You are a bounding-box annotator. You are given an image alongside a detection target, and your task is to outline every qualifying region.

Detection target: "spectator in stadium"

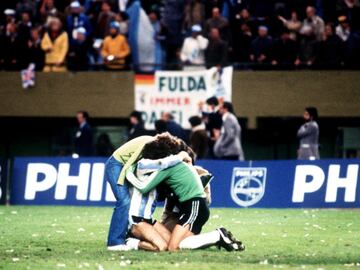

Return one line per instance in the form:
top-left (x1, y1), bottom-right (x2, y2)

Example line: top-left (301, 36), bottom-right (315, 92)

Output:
top-left (94, 0), bottom-right (116, 39)
top-left (161, 112), bottom-right (188, 143)
top-left (74, 111), bottom-right (94, 157)
top-left (297, 107), bottom-right (320, 160)
top-left (205, 7), bottom-right (231, 44)
top-left (250, 26), bottom-right (273, 64)
top-left (17, 10), bottom-right (32, 43)
top-left (39, 0), bottom-right (61, 23)
top-left (101, 21), bottom-right (130, 69)
top-left (162, 0), bottom-right (185, 67)
top-left (317, 23), bottom-right (344, 68)
top-left (343, 25), bottom-right (360, 67)
top-left (96, 133), bottom-right (114, 157)
top-left (128, 111), bottom-right (147, 141)
top-left (3, 9), bottom-right (16, 25)
top-left (214, 102), bottom-right (244, 160)
top-left (302, 6), bottom-right (325, 42)
top-left (180, 24), bottom-right (209, 70)
top-left (295, 7), bottom-right (323, 67)
top-left (205, 28), bottom-right (228, 68)
top-left (66, 1), bottom-right (92, 45)
top-left (184, 0), bottom-right (206, 31)
top-left (202, 96), bottom-right (222, 158)
top-left (336, 15), bottom-right (351, 41)
top-left (336, 0), bottom-right (360, 29)
top-left (41, 17), bottom-right (69, 72)
top-left (114, 11), bottom-right (129, 36)
top-left (24, 26), bottom-right (45, 71)
top-left (188, 116), bottom-right (208, 159)
top-left (278, 11), bottom-right (302, 41)
top-left (67, 27), bottom-right (90, 71)
top-left (271, 29), bottom-right (298, 67)
top-left (232, 23), bottom-right (253, 63)
top-left (148, 8), bottom-right (165, 56)
top-left (0, 21), bottom-right (26, 70)
top-left (232, 9), bottom-right (256, 36)
top-left (16, 0), bottom-right (37, 17)
top-left (154, 119), bottom-right (168, 134)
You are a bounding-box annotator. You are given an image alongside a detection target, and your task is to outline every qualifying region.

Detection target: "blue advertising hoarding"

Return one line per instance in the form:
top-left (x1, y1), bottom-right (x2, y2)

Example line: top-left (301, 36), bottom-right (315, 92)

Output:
top-left (10, 157), bottom-right (360, 208)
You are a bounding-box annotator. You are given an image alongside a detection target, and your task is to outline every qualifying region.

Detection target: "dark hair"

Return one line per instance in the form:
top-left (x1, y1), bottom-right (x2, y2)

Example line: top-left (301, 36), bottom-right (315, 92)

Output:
top-left (206, 96), bottom-right (219, 106)
top-left (326, 22), bottom-right (335, 33)
top-left (130, 110), bottom-right (143, 122)
top-left (177, 139), bottom-right (196, 163)
top-left (142, 133), bottom-right (182, 159)
top-left (77, 111), bottom-right (89, 120)
top-left (155, 120), bottom-right (168, 134)
top-left (222, 102), bottom-right (234, 114)
top-left (305, 107), bottom-right (318, 120)
top-left (188, 116), bottom-right (202, 127)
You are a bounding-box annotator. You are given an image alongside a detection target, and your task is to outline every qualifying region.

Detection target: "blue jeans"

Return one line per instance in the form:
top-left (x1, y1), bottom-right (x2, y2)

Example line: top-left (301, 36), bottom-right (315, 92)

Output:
top-left (105, 156), bottom-right (130, 246)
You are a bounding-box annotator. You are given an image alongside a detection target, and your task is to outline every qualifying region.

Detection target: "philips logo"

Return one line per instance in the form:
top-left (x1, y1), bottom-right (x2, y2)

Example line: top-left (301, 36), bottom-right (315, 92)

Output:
top-left (231, 167), bottom-right (267, 207)
top-left (24, 162), bottom-right (115, 202)
top-left (292, 164), bottom-right (359, 203)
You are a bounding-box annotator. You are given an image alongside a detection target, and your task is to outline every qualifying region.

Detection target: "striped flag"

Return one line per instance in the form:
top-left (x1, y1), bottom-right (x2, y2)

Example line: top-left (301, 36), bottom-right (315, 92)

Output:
top-left (127, 1), bottom-right (163, 72)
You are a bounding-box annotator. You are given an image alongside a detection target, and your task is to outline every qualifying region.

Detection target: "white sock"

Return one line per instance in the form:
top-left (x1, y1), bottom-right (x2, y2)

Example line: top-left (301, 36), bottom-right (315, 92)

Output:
top-left (179, 230), bottom-right (220, 250)
top-left (126, 238), bottom-right (140, 250)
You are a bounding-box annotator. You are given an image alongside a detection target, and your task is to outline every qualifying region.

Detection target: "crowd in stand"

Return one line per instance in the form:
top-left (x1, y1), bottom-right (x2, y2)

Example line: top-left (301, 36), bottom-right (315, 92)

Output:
top-left (1, 0), bottom-right (360, 71)
top-left (127, 97), bottom-right (245, 161)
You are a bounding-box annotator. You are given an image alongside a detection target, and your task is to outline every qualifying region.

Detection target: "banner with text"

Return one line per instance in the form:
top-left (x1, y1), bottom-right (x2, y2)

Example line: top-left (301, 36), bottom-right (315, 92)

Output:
top-left (10, 157), bottom-right (360, 208)
top-left (135, 67), bottom-right (233, 129)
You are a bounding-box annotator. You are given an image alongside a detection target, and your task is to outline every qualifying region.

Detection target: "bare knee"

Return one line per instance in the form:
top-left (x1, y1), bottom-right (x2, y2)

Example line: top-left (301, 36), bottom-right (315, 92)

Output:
top-left (157, 243), bottom-right (168, 252)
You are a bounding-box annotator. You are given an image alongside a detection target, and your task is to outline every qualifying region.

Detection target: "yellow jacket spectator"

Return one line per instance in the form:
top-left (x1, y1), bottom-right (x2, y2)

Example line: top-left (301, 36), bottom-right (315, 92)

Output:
top-left (41, 17), bottom-right (68, 72)
top-left (101, 21), bottom-right (130, 69)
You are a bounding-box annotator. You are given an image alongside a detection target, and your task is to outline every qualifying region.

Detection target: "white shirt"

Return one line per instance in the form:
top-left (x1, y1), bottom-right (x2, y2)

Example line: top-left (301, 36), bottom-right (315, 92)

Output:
top-left (180, 35), bottom-right (209, 65)
top-left (336, 25), bottom-right (350, 42)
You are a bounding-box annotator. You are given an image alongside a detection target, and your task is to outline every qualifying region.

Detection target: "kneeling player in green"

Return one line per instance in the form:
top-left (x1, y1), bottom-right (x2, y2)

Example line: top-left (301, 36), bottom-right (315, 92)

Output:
top-left (126, 159), bottom-right (244, 252)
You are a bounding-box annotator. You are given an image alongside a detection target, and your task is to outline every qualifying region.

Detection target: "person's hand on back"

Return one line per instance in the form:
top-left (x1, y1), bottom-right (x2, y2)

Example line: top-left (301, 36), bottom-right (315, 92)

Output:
top-left (178, 151), bottom-right (192, 164)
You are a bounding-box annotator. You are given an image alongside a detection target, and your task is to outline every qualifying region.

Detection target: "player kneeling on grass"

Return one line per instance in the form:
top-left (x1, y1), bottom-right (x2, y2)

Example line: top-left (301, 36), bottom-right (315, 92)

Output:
top-left (125, 154), bottom-right (190, 252)
top-left (126, 138), bottom-right (245, 252)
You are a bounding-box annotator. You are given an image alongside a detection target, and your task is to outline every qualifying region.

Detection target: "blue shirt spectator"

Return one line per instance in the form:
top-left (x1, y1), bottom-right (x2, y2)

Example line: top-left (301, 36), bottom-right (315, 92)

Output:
top-left (66, 1), bottom-right (92, 45)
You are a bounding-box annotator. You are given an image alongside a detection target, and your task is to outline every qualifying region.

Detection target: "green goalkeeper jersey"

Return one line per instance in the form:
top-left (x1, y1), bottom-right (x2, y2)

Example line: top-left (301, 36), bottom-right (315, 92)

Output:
top-left (126, 162), bottom-right (205, 203)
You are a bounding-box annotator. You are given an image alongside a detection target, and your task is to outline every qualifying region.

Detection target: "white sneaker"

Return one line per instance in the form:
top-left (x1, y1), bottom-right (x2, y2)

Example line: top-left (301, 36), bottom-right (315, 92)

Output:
top-left (107, 244), bottom-right (131, 251)
top-left (126, 238), bottom-right (140, 250)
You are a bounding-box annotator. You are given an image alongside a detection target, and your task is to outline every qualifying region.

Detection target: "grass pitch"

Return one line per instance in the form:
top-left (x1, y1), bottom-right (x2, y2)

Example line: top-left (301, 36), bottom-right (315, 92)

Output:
top-left (0, 206), bottom-right (359, 270)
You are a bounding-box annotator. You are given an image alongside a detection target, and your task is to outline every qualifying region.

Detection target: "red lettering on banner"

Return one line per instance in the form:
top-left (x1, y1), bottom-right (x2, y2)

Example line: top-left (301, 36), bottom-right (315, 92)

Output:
top-left (150, 97), bottom-right (191, 106)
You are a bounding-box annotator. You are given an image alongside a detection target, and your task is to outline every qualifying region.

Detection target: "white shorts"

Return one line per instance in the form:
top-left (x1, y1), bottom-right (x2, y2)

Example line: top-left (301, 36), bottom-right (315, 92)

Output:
top-left (128, 187), bottom-right (157, 227)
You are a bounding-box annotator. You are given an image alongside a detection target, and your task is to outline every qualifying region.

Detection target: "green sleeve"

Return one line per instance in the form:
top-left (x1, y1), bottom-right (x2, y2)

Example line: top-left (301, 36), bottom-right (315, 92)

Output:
top-left (126, 166), bottom-right (170, 194)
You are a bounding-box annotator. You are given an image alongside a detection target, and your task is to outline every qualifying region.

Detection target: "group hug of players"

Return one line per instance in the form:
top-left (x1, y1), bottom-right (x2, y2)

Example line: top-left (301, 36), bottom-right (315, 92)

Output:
top-left (105, 133), bottom-right (245, 252)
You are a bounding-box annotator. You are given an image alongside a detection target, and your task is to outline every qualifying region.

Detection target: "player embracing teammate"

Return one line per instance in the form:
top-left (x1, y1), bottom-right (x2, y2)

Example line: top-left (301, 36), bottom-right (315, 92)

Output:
top-left (105, 133), bottom-right (245, 252)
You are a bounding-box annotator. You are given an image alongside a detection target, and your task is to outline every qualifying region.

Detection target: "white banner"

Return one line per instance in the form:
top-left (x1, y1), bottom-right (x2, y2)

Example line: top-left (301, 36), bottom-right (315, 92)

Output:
top-left (135, 67), bottom-right (233, 129)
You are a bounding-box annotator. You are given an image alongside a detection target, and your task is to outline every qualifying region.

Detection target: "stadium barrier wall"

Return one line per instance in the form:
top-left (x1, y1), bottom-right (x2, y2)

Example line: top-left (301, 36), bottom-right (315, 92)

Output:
top-left (1, 71), bottom-right (360, 128)
top-left (10, 157), bottom-right (360, 208)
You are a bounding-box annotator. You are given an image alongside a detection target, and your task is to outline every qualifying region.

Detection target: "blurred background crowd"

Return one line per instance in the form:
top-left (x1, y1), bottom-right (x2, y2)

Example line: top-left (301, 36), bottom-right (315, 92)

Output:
top-left (1, 0), bottom-right (360, 71)
top-left (75, 98), bottom-right (320, 161)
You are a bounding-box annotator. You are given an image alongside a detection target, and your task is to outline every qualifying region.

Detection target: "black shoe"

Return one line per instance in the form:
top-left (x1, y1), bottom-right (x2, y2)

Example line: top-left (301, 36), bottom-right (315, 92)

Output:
top-left (232, 240), bottom-right (246, 251)
top-left (217, 228), bottom-right (236, 251)
top-left (226, 230), bottom-right (245, 252)
top-left (216, 228), bottom-right (245, 252)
